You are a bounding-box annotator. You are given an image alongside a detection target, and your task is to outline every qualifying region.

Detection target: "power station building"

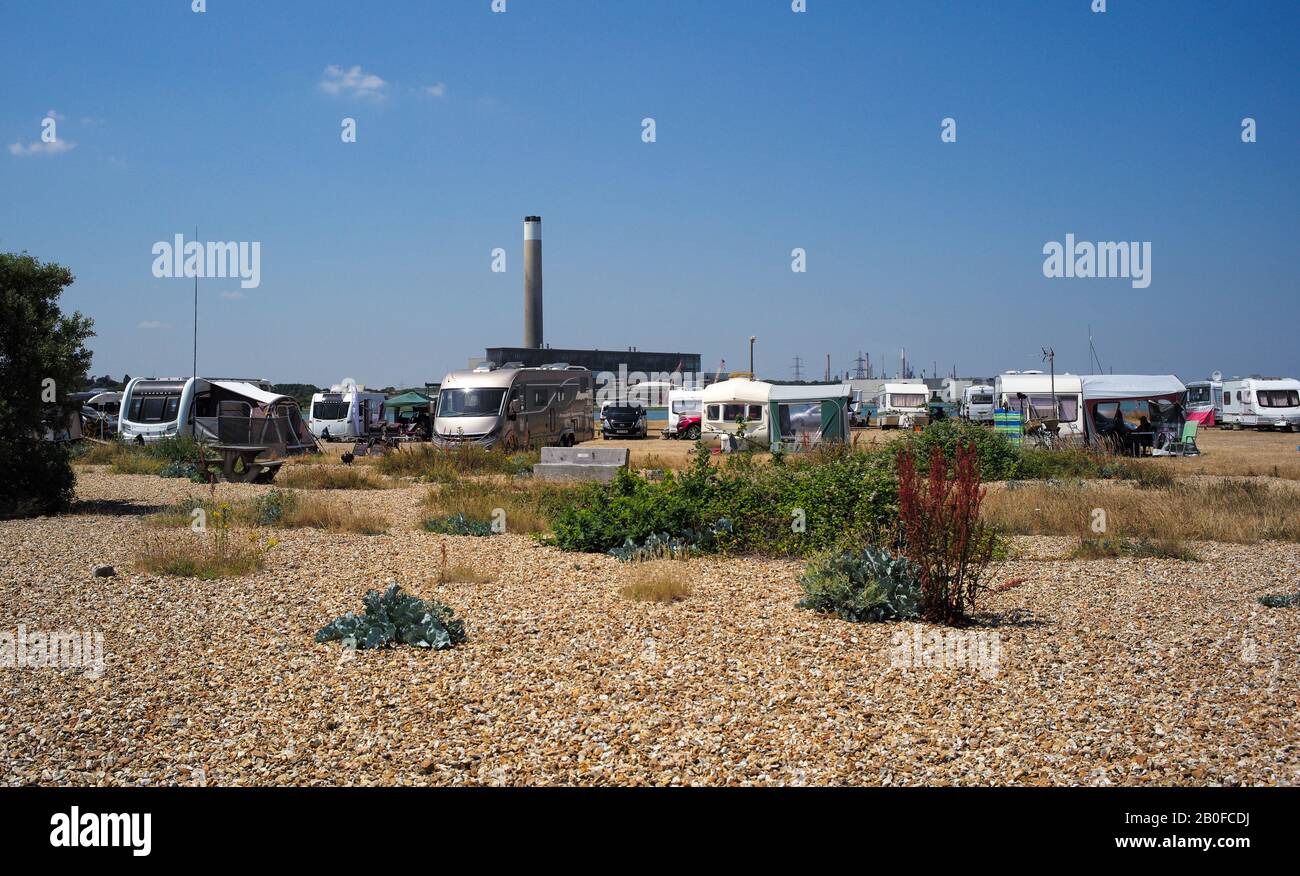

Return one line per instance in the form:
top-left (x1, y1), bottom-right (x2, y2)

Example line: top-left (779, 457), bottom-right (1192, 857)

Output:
top-left (476, 215), bottom-right (702, 381)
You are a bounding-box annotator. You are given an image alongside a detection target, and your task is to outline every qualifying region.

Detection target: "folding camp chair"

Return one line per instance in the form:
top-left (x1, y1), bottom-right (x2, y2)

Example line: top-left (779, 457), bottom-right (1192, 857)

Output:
top-left (1168, 420), bottom-right (1199, 456)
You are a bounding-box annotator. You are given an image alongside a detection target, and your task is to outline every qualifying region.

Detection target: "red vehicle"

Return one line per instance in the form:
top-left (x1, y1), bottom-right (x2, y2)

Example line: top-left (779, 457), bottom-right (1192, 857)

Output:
top-left (662, 412), bottom-right (701, 440)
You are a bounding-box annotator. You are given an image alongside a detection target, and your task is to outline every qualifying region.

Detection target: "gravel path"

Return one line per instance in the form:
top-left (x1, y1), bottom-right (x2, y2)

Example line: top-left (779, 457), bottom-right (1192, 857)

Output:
top-left (1, 470), bottom-right (1296, 786)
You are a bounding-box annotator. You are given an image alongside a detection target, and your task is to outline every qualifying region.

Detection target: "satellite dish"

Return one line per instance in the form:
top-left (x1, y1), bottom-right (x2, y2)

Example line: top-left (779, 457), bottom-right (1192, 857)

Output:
top-left (1211, 370), bottom-right (1223, 382)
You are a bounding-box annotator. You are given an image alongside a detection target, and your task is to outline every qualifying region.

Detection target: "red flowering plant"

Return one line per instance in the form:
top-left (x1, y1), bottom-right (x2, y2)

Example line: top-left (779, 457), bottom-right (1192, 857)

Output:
top-left (895, 441), bottom-right (997, 625)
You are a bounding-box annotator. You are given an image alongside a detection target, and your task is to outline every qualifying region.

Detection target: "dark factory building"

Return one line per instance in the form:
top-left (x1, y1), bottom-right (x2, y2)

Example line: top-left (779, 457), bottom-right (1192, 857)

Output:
top-left (482, 346), bottom-right (702, 377)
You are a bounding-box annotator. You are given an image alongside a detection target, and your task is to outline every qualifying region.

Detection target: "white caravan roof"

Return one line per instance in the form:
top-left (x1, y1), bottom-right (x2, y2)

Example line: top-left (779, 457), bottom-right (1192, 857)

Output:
top-left (996, 373), bottom-right (1083, 395)
top-left (1223, 377), bottom-right (1300, 390)
top-left (702, 378), bottom-right (851, 405)
top-left (882, 382), bottom-right (927, 395)
top-left (1079, 374), bottom-right (1186, 400)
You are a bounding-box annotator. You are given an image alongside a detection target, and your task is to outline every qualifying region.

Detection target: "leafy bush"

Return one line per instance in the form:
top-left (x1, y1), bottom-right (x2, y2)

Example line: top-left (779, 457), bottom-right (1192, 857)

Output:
top-left (0, 438), bottom-right (76, 519)
top-left (315, 584), bottom-right (467, 650)
top-left (158, 460), bottom-right (204, 482)
top-left (608, 518), bottom-right (733, 562)
top-left (253, 488), bottom-right (297, 525)
top-left (897, 442), bottom-right (996, 625)
top-left (423, 512), bottom-right (495, 536)
top-left (796, 545), bottom-right (921, 622)
top-left (892, 420), bottom-right (1022, 481)
top-left (550, 445), bottom-right (898, 557)
top-left (149, 435), bottom-right (204, 464)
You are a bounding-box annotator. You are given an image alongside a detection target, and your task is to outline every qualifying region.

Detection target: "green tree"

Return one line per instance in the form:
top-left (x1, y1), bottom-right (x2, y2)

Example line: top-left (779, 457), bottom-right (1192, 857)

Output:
top-left (0, 253), bottom-right (95, 518)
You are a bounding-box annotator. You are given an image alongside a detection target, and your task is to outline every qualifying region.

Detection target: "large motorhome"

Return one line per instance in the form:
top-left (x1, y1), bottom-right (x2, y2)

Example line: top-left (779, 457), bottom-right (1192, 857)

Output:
top-left (308, 384), bottom-right (388, 441)
top-left (433, 363), bottom-right (594, 450)
top-left (700, 378), bottom-right (851, 450)
top-left (1183, 378), bottom-right (1223, 428)
top-left (118, 377), bottom-right (315, 452)
top-left (1221, 377), bottom-right (1300, 431)
top-left (960, 384), bottom-right (995, 423)
top-left (874, 382), bottom-right (929, 429)
top-left (994, 372), bottom-right (1085, 441)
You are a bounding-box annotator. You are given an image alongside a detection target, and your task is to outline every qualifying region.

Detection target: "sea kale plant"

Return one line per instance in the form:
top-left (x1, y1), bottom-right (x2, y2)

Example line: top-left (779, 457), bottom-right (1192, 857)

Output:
top-left (315, 584), bottom-right (467, 650)
top-left (796, 545), bottom-right (921, 622)
top-left (608, 518), bottom-right (734, 562)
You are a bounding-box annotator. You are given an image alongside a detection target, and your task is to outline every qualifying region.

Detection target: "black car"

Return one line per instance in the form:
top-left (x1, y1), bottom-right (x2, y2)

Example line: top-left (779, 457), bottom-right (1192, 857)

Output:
top-left (601, 404), bottom-right (647, 439)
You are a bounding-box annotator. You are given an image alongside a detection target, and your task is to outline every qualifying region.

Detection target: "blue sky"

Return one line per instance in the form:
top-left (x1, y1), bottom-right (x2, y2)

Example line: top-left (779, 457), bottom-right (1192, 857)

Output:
top-left (3, 0), bottom-right (1297, 387)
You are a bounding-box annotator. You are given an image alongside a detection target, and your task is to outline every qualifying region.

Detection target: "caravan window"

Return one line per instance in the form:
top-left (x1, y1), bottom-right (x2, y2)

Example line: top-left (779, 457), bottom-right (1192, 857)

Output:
top-left (1185, 385), bottom-right (1211, 405)
top-left (971, 394), bottom-right (992, 405)
top-left (1258, 390), bottom-right (1300, 407)
top-left (132, 393), bottom-right (181, 423)
top-left (720, 404), bottom-right (762, 422)
top-left (778, 402), bottom-right (821, 439)
top-left (1005, 394), bottom-right (1078, 422)
top-left (532, 388), bottom-right (550, 407)
top-left (672, 399), bottom-right (702, 414)
top-left (312, 401), bottom-right (349, 420)
top-left (889, 393), bottom-right (926, 408)
top-left (706, 404), bottom-right (720, 421)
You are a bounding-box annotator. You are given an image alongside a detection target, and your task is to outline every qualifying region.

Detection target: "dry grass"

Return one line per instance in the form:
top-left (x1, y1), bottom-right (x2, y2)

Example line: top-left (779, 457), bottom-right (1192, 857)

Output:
top-left (1158, 427), bottom-right (1300, 480)
top-left (984, 478), bottom-right (1300, 543)
top-left (619, 560), bottom-right (693, 603)
top-left (276, 465), bottom-right (387, 490)
top-left (132, 532), bottom-right (265, 579)
top-left (1070, 536), bottom-right (1200, 561)
top-left (422, 479), bottom-right (574, 536)
top-left (279, 494), bottom-right (390, 534)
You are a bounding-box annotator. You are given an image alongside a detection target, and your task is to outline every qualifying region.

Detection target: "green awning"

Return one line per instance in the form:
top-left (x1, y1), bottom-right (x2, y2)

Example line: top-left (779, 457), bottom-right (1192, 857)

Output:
top-left (382, 391), bottom-right (432, 409)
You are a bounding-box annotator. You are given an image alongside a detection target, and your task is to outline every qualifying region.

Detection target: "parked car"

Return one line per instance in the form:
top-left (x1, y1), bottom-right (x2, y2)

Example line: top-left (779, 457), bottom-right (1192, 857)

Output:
top-left (601, 404), bottom-right (648, 439)
top-left (662, 411), bottom-right (701, 440)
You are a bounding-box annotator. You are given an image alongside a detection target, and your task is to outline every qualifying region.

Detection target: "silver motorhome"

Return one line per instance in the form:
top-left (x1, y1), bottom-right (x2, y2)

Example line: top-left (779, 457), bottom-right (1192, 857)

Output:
top-left (433, 363), bottom-right (594, 450)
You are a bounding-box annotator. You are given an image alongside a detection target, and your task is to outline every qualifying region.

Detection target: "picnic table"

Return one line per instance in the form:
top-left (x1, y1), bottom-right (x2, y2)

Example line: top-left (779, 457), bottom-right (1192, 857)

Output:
top-left (197, 444), bottom-right (284, 484)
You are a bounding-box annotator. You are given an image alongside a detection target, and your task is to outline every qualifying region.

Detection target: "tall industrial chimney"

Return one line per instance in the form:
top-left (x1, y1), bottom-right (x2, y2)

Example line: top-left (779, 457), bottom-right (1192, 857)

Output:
top-left (523, 215), bottom-right (543, 349)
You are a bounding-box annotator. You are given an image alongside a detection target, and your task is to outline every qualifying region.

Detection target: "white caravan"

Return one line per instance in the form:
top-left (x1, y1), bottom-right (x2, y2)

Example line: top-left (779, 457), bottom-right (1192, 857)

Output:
top-left (1221, 377), bottom-right (1300, 431)
top-left (1183, 378), bottom-right (1223, 428)
top-left (308, 384), bottom-right (388, 441)
top-left (874, 382), bottom-right (929, 429)
top-left (701, 378), bottom-right (851, 449)
top-left (118, 376), bottom-right (315, 452)
top-left (960, 384), bottom-right (995, 423)
top-left (994, 372), bottom-right (1085, 441)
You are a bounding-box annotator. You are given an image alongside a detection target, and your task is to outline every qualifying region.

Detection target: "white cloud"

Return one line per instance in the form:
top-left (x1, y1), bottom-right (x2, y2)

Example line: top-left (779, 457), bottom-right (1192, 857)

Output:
top-left (136, 320), bottom-right (170, 330)
top-left (220, 291), bottom-right (246, 300)
top-left (9, 140), bottom-right (76, 156)
top-left (319, 65), bottom-right (387, 99)
top-left (424, 82), bottom-right (447, 98)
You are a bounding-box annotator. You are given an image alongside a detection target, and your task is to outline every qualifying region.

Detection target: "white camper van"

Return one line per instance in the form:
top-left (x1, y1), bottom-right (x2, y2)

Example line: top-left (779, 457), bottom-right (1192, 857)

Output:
top-left (434, 363), bottom-right (594, 450)
top-left (1221, 377), bottom-right (1300, 431)
top-left (308, 385), bottom-right (388, 441)
top-left (1183, 378), bottom-right (1223, 428)
top-left (994, 372), bottom-right (1085, 441)
top-left (874, 382), bottom-right (929, 429)
top-left (701, 378), bottom-right (851, 449)
top-left (118, 377), bottom-right (315, 452)
top-left (960, 384), bottom-right (995, 424)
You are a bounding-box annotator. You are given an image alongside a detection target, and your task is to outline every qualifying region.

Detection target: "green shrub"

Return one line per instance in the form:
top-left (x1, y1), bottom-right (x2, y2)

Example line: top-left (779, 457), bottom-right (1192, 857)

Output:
top-left (158, 460), bottom-right (204, 482)
top-left (796, 545), bottom-right (921, 622)
top-left (315, 584), bottom-right (467, 650)
top-left (609, 519), bottom-right (733, 562)
top-left (892, 420), bottom-right (1022, 481)
top-left (1258, 592), bottom-right (1300, 608)
top-left (148, 434), bottom-right (204, 463)
top-left (0, 438), bottom-right (76, 519)
top-left (423, 512), bottom-right (495, 536)
top-left (253, 488), bottom-right (297, 525)
top-left (550, 446), bottom-right (898, 557)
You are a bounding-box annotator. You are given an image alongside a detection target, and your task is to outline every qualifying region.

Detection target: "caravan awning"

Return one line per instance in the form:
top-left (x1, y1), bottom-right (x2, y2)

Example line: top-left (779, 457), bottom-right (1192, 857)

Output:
top-left (1081, 375), bottom-right (1186, 400)
top-left (382, 391), bottom-right (431, 409)
top-left (210, 380), bottom-right (293, 407)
